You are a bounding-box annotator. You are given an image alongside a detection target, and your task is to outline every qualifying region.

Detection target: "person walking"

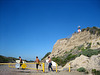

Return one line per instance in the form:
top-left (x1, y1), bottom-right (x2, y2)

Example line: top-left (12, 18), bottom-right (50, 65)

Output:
top-left (48, 56), bottom-right (53, 71)
top-left (19, 56), bottom-right (23, 67)
top-left (35, 56), bottom-right (40, 72)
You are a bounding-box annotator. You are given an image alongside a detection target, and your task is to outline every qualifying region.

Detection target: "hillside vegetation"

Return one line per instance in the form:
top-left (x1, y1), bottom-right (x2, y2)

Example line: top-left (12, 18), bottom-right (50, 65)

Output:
top-left (41, 52), bottom-right (51, 60)
top-left (50, 27), bottom-right (100, 67)
top-left (0, 55), bottom-right (18, 63)
top-left (81, 27), bottom-right (100, 36)
top-left (52, 46), bottom-right (100, 66)
top-left (0, 55), bottom-right (32, 63)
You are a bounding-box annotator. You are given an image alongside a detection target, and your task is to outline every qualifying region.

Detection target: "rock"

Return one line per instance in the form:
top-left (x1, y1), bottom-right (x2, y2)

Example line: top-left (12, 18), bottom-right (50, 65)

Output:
top-left (63, 54), bottom-right (100, 70)
top-left (63, 55), bottom-right (89, 69)
top-left (89, 54), bottom-right (100, 70)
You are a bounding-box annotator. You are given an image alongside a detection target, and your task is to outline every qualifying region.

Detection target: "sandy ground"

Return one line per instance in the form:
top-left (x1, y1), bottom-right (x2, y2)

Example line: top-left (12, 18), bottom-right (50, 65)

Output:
top-left (0, 65), bottom-right (86, 75)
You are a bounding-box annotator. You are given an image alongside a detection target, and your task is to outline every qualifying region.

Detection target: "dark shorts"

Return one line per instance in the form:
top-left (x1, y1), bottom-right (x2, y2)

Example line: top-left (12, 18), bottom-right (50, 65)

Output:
top-left (20, 63), bottom-right (23, 67)
top-left (36, 64), bottom-right (39, 69)
top-left (48, 63), bottom-right (52, 68)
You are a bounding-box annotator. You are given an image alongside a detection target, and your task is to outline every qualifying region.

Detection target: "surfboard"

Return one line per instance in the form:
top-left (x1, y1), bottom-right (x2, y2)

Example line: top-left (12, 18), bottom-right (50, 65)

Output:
top-left (46, 60), bottom-right (49, 63)
top-left (15, 63), bottom-right (20, 68)
top-left (51, 61), bottom-right (57, 66)
top-left (46, 60), bottom-right (57, 66)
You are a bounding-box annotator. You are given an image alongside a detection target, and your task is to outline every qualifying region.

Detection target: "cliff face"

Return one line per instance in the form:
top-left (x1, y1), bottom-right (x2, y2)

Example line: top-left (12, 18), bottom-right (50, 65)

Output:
top-left (47, 27), bottom-right (100, 70)
top-left (50, 28), bottom-right (100, 58)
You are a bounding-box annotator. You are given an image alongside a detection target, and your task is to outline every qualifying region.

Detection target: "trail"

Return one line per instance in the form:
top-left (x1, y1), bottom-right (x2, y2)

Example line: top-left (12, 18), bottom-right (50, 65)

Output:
top-left (0, 65), bottom-right (86, 75)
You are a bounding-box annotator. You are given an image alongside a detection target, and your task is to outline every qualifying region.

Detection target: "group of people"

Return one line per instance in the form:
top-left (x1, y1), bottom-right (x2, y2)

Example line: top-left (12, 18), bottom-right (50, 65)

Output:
top-left (19, 56), bottom-right (53, 72)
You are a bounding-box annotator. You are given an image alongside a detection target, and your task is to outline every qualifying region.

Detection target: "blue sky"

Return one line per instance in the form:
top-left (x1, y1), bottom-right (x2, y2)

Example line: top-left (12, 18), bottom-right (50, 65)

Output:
top-left (0, 0), bottom-right (100, 60)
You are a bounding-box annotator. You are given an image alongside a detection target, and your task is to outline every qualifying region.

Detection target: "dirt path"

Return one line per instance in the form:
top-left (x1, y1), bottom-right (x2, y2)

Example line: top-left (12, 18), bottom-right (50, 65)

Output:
top-left (0, 65), bottom-right (86, 75)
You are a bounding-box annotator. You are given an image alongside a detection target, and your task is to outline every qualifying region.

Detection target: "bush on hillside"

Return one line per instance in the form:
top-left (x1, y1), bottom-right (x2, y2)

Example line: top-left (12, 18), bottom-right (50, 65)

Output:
top-left (92, 69), bottom-right (100, 75)
top-left (78, 49), bottom-right (100, 57)
top-left (81, 28), bottom-right (86, 32)
top-left (64, 51), bottom-right (68, 54)
top-left (77, 45), bottom-right (84, 50)
top-left (97, 42), bottom-right (100, 45)
top-left (95, 71), bottom-right (100, 75)
top-left (77, 67), bottom-right (86, 72)
top-left (81, 27), bottom-right (100, 36)
top-left (86, 43), bottom-right (91, 49)
top-left (86, 27), bottom-right (90, 31)
top-left (52, 54), bottom-right (77, 67)
top-left (41, 52), bottom-right (51, 60)
top-left (97, 31), bottom-right (100, 36)
top-left (64, 54), bottom-right (77, 62)
top-left (81, 49), bottom-right (100, 57)
top-left (52, 57), bottom-right (65, 66)
top-left (92, 69), bottom-right (96, 74)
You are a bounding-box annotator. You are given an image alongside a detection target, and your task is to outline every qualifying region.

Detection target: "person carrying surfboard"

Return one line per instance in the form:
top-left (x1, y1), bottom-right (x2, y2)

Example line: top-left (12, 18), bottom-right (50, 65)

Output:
top-left (48, 56), bottom-right (53, 71)
top-left (19, 56), bottom-right (23, 67)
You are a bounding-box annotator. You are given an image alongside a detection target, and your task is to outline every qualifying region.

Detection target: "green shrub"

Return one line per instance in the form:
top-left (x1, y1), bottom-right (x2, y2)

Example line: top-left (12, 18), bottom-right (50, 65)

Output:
top-left (85, 71), bottom-right (89, 74)
top-left (52, 54), bottom-right (77, 67)
top-left (77, 67), bottom-right (86, 72)
top-left (52, 57), bottom-right (65, 66)
top-left (90, 28), bottom-right (96, 35)
top-left (82, 49), bottom-right (100, 57)
top-left (78, 45), bottom-right (84, 50)
top-left (97, 30), bottom-right (100, 36)
top-left (81, 28), bottom-right (86, 32)
top-left (96, 71), bottom-right (100, 75)
top-left (70, 49), bottom-right (73, 52)
top-left (41, 52), bottom-right (51, 60)
top-left (97, 42), bottom-right (100, 45)
top-left (93, 26), bottom-right (98, 29)
top-left (77, 53), bottom-right (82, 57)
top-left (64, 51), bottom-right (68, 54)
top-left (92, 69), bottom-right (100, 75)
top-left (65, 54), bottom-right (77, 61)
top-left (85, 27), bottom-right (90, 31)
top-left (82, 27), bottom-right (100, 36)
top-left (86, 43), bottom-right (91, 49)
top-left (92, 69), bottom-right (96, 74)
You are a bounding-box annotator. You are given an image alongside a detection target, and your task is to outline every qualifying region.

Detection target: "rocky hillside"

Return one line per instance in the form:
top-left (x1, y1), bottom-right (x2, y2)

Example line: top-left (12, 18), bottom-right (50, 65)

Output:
top-left (50, 27), bottom-right (100, 58)
top-left (43, 27), bottom-right (100, 69)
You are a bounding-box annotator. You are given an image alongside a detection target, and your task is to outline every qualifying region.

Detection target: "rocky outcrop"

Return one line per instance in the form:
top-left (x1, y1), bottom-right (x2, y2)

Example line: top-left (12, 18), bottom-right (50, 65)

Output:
top-left (90, 37), bottom-right (100, 49)
top-left (50, 30), bottom-right (100, 58)
top-left (43, 27), bottom-right (100, 71)
top-left (63, 54), bottom-right (100, 70)
top-left (47, 27), bottom-right (100, 71)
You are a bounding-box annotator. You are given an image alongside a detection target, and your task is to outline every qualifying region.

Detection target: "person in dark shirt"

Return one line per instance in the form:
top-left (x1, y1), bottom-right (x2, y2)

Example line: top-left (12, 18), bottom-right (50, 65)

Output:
top-left (19, 56), bottom-right (23, 67)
